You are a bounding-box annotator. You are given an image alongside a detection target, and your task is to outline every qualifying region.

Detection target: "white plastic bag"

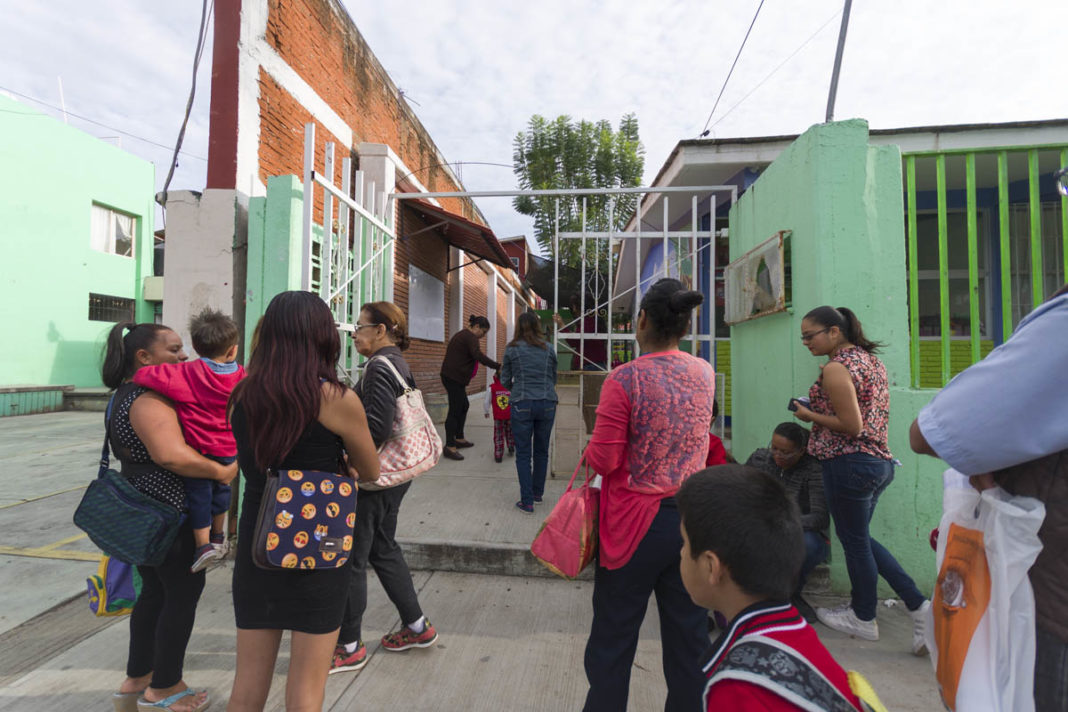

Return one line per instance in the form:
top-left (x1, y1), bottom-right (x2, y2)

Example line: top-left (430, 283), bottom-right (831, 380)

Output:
top-left (926, 469), bottom-right (1045, 712)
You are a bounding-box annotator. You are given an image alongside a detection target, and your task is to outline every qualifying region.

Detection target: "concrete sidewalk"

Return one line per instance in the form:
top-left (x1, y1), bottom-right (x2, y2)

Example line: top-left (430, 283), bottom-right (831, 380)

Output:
top-left (0, 412), bottom-right (942, 710)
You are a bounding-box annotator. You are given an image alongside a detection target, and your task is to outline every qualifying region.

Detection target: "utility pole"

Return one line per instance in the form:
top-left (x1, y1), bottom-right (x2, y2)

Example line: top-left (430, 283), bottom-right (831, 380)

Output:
top-left (825, 0), bottom-right (853, 123)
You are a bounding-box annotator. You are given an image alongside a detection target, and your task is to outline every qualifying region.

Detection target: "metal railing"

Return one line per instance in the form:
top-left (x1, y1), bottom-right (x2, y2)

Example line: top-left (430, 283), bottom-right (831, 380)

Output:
top-left (301, 123), bottom-right (395, 383)
top-left (903, 144), bottom-right (1068, 387)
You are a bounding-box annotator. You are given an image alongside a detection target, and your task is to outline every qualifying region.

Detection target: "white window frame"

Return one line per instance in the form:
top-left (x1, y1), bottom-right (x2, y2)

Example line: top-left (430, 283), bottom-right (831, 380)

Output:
top-left (91, 203), bottom-right (137, 258)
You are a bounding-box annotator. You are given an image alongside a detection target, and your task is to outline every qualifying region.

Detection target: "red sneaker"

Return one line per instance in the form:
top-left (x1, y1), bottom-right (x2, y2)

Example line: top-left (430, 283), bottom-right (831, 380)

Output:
top-left (328, 643), bottom-right (367, 674)
top-left (381, 620), bottom-right (438, 651)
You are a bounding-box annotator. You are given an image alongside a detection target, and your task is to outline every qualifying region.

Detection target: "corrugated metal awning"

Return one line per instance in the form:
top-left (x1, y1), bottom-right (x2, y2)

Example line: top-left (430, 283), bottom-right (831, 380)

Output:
top-left (401, 199), bottom-right (513, 270)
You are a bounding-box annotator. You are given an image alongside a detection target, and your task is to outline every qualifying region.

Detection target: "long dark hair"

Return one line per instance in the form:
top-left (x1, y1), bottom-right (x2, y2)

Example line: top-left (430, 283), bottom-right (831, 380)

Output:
top-left (229, 291), bottom-right (343, 470)
top-left (101, 322), bottom-right (173, 389)
top-left (803, 306), bottom-right (883, 353)
top-left (639, 278), bottom-right (704, 343)
top-left (508, 311), bottom-right (547, 349)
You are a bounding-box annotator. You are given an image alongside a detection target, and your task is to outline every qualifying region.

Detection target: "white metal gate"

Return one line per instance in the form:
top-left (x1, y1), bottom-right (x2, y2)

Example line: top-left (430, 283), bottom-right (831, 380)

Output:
top-left (300, 123), bottom-right (735, 452)
top-left (300, 123), bottom-right (395, 383)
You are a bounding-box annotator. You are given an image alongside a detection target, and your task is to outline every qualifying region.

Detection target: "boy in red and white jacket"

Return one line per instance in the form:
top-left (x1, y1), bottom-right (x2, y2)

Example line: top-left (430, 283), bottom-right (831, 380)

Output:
top-left (484, 374), bottom-right (514, 463)
top-left (677, 465), bottom-right (869, 711)
top-left (134, 308), bottom-right (245, 572)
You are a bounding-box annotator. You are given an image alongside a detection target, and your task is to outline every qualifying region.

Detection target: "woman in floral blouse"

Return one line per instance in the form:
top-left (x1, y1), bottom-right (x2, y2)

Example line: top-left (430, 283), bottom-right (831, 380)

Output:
top-left (791, 306), bottom-right (929, 656)
top-left (581, 278), bottom-right (716, 712)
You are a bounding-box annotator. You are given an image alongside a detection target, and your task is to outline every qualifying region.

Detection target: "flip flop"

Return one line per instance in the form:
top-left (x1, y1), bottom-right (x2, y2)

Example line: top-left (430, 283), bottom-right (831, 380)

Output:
top-left (137, 689), bottom-right (210, 711)
top-left (113, 692), bottom-right (141, 712)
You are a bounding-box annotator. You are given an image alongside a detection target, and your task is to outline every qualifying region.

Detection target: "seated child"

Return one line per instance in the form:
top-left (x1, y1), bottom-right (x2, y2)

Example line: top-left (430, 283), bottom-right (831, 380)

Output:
top-left (134, 308), bottom-right (246, 573)
top-left (484, 374), bottom-right (514, 463)
top-left (677, 465), bottom-right (867, 711)
top-left (706, 400), bottom-right (732, 467)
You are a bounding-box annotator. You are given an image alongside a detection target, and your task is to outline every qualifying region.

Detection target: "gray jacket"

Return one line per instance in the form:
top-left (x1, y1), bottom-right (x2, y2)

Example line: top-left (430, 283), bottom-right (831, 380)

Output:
top-left (500, 341), bottom-right (558, 403)
top-left (746, 448), bottom-right (829, 539)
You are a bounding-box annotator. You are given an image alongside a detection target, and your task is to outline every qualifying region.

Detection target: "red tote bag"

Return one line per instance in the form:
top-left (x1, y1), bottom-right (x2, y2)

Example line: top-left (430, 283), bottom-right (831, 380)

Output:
top-left (530, 458), bottom-right (599, 579)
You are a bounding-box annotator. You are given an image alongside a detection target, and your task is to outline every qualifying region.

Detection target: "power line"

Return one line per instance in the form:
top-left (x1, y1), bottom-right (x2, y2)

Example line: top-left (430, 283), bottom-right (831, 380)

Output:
top-left (0, 85), bottom-right (207, 161)
top-left (161, 0), bottom-right (214, 209)
top-left (709, 10), bottom-right (842, 130)
top-left (700, 0), bottom-right (766, 137)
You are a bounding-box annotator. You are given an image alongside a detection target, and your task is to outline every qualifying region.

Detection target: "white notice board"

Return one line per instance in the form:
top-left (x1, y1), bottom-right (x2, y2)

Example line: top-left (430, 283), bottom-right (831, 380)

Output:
top-left (408, 265), bottom-right (445, 341)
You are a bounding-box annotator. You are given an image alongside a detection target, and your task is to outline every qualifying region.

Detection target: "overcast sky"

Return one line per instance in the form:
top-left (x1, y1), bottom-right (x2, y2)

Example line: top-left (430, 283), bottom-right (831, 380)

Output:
top-left (3, 0), bottom-right (1066, 251)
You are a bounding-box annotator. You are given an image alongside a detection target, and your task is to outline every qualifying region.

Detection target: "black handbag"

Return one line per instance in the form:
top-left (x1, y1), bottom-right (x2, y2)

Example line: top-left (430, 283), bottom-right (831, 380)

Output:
top-left (73, 386), bottom-right (181, 567)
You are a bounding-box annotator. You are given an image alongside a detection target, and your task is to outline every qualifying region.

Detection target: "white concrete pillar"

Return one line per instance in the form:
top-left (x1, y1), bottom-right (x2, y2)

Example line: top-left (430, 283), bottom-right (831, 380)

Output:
top-left (159, 189), bottom-right (248, 355)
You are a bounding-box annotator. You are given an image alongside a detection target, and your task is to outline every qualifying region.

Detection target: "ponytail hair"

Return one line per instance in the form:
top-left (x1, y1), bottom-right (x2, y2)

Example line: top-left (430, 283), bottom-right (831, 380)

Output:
top-left (361, 301), bottom-right (411, 350)
top-left (639, 278), bottom-right (704, 343)
top-left (803, 305), bottom-right (883, 353)
top-left (468, 315), bottom-right (491, 330)
top-left (100, 322), bottom-right (173, 389)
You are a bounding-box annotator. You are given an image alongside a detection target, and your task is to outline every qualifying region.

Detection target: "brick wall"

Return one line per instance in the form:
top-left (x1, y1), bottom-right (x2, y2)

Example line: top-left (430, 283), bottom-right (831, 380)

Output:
top-left (263, 0), bottom-right (472, 218)
top-left (495, 286), bottom-right (508, 358)
top-left (220, 0), bottom-right (531, 397)
top-left (462, 263), bottom-right (491, 395)
top-left (392, 205), bottom-right (451, 396)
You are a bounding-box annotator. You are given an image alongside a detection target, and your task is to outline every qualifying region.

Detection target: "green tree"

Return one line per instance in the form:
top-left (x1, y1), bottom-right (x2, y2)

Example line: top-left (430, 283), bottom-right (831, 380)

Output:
top-left (512, 114), bottom-right (644, 272)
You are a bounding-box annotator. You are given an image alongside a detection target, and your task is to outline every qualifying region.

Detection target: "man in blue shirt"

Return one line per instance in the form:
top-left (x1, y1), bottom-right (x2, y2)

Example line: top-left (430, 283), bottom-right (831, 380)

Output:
top-left (910, 284), bottom-right (1068, 711)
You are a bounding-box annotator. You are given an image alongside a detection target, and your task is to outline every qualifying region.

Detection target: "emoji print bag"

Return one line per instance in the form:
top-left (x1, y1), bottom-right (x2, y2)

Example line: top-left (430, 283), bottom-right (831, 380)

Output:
top-left (252, 468), bottom-right (358, 571)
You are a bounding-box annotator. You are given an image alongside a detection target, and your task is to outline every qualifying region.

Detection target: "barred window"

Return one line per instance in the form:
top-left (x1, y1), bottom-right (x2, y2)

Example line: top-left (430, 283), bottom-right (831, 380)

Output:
top-left (88, 293), bottom-right (135, 322)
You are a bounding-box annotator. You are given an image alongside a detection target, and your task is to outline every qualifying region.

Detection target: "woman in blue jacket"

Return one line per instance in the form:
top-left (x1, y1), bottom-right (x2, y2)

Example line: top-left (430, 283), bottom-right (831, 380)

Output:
top-left (500, 312), bottom-right (558, 513)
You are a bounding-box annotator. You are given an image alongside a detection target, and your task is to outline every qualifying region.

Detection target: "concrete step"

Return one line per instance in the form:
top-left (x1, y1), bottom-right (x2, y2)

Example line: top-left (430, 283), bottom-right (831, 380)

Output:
top-left (63, 388), bottom-right (110, 413)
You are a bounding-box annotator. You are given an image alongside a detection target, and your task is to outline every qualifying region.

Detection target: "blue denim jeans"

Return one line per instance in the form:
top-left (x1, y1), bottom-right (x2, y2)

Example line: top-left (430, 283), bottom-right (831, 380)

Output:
top-left (798, 530), bottom-right (830, 591)
top-left (583, 499), bottom-right (707, 712)
top-left (510, 399), bottom-right (556, 507)
top-left (822, 453), bottom-right (926, 620)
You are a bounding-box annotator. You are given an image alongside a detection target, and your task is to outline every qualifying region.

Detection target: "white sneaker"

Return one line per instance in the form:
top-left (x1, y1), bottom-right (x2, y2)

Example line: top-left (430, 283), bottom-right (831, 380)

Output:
top-left (816, 605), bottom-right (879, 641)
top-left (909, 600), bottom-right (931, 656)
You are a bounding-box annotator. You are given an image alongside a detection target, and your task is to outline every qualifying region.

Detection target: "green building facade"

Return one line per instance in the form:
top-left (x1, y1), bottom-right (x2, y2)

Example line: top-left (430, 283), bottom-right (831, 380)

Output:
top-left (0, 94), bottom-right (156, 396)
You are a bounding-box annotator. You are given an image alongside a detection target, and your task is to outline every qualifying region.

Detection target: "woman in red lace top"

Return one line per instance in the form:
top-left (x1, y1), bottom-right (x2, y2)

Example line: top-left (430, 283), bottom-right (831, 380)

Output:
top-left (791, 306), bottom-right (929, 656)
top-left (581, 278), bottom-right (716, 712)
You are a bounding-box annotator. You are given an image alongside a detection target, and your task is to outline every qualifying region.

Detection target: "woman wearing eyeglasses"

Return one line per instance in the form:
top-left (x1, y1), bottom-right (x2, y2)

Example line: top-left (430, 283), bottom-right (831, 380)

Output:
top-left (330, 302), bottom-right (438, 674)
top-left (791, 306), bottom-right (929, 656)
top-left (744, 422), bottom-right (827, 622)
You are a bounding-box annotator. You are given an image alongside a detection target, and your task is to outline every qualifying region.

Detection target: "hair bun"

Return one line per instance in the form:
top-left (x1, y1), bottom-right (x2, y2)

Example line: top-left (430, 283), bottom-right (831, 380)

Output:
top-left (668, 290), bottom-right (704, 312)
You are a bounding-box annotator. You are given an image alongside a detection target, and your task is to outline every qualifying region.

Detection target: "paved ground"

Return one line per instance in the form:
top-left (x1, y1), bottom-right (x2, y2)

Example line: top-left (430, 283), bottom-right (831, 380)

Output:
top-left (0, 412), bottom-right (943, 710)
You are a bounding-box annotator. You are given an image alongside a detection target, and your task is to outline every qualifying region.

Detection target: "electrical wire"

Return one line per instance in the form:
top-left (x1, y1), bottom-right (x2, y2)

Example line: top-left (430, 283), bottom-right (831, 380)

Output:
top-left (700, 0), bottom-right (766, 137)
top-left (161, 0), bottom-right (214, 216)
top-left (0, 85), bottom-right (207, 160)
top-left (396, 160), bottom-right (513, 185)
top-left (709, 9), bottom-right (842, 130)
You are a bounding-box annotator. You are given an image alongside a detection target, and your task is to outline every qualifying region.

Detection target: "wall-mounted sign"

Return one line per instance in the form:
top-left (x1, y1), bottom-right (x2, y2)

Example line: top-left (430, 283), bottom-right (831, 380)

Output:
top-left (724, 230), bottom-right (792, 325)
top-left (408, 264), bottom-right (445, 341)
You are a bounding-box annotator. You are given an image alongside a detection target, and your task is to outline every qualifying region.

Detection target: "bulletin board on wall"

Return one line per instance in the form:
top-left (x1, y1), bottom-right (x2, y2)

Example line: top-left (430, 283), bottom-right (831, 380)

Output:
top-left (724, 230), bottom-right (792, 325)
top-left (408, 264), bottom-right (445, 341)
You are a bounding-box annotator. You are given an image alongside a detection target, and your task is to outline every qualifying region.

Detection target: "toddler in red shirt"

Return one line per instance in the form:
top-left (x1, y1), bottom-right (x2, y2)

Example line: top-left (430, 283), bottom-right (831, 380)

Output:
top-left (678, 465), bottom-right (879, 711)
top-left (484, 374), bottom-right (514, 463)
top-left (134, 308), bottom-right (245, 572)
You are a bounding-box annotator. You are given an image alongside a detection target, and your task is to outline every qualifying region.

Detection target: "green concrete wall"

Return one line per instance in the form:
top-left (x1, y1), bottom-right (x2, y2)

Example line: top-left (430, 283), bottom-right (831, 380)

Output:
top-left (0, 95), bottom-right (154, 388)
top-left (728, 120), bottom-right (942, 596)
top-left (244, 175), bottom-right (306, 354)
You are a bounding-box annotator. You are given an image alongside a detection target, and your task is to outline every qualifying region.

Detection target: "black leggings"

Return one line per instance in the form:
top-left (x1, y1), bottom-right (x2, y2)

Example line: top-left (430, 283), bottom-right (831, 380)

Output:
top-left (339, 482), bottom-right (422, 644)
top-left (442, 376), bottom-right (470, 447)
top-left (127, 522), bottom-right (206, 689)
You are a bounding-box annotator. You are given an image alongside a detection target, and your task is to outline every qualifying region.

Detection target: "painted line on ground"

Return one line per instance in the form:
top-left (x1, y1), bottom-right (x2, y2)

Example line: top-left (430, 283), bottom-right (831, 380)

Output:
top-left (0, 536), bottom-right (98, 562)
top-left (0, 484), bottom-right (87, 510)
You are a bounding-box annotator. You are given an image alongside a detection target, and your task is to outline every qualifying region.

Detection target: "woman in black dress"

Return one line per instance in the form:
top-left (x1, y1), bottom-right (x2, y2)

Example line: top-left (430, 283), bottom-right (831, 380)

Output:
top-left (226, 292), bottom-right (380, 711)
